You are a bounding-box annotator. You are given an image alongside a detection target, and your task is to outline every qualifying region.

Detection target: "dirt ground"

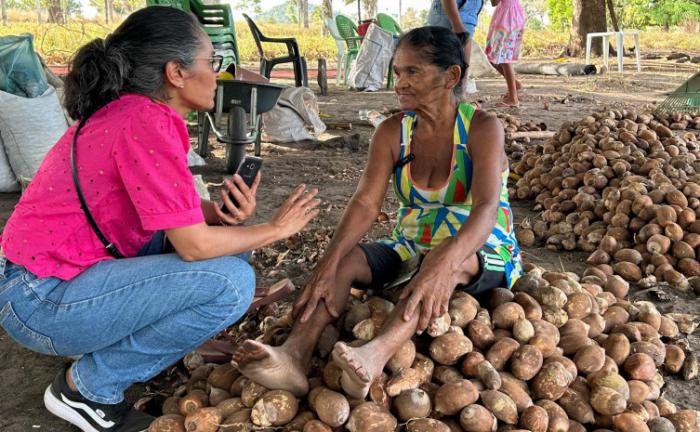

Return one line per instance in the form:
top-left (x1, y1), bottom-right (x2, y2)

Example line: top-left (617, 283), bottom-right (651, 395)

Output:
top-left (1, 58), bottom-right (700, 431)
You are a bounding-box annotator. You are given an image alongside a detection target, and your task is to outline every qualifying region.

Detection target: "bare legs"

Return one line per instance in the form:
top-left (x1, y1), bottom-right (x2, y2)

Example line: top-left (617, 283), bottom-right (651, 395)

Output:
top-left (492, 63), bottom-right (521, 106)
top-left (232, 247), bottom-right (371, 396)
top-left (331, 253), bottom-right (480, 399)
top-left (235, 244), bottom-right (481, 400)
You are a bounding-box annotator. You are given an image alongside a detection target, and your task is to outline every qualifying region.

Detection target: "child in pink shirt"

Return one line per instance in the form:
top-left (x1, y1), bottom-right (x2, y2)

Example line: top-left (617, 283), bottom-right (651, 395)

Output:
top-left (0, 7), bottom-right (319, 432)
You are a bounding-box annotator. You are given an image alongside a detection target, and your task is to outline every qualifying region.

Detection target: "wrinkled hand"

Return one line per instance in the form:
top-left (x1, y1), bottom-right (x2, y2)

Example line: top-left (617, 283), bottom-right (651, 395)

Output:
top-left (271, 184), bottom-right (321, 239)
top-left (216, 172), bottom-right (261, 225)
top-left (292, 259), bottom-right (339, 322)
top-left (399, 243), bottom-right (461, 334)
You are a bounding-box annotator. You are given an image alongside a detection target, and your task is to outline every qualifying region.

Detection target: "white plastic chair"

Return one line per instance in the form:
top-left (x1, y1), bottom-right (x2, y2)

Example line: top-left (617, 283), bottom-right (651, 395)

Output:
top-left (324, 17), bottom-right (346, 85)
top-left (586, 31), bottom-right (641, 73)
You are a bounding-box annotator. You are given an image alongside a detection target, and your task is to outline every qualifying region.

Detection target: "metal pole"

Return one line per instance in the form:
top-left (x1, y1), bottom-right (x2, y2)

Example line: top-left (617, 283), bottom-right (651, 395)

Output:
top-left (398, 0), bottom-right (402, 27)
top-left (357, 0), bottom-right (361, 22)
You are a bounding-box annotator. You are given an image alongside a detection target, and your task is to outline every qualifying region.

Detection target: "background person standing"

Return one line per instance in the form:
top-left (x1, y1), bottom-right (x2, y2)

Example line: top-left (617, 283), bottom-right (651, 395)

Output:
top-left (485, 0), bottom-right (526, 108)
top-left (427, 0), bottom-right (485, 93)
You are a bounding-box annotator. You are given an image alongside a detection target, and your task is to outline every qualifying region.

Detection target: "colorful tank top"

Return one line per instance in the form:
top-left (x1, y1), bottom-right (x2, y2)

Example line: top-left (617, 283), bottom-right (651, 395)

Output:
top-left (378, 103), bottom-right (523, 288)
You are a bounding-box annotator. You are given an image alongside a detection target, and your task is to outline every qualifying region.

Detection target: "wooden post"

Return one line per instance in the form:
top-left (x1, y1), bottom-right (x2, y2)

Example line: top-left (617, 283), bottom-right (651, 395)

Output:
top-left (1, 0), bottom-right (7, 26)
top-left (317, 58), bottom-right (328, 96)
top-left (398, 0), bottom-right (402, 27)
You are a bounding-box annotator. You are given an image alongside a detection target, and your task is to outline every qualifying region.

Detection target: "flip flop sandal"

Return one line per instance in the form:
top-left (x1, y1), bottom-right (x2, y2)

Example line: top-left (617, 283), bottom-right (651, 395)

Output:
top-left (494, 101), bottom-right (520, 109)
top-left (247, 278), bottom-right (296, 313)
top-left (195, 279), bottom-right (296, 362)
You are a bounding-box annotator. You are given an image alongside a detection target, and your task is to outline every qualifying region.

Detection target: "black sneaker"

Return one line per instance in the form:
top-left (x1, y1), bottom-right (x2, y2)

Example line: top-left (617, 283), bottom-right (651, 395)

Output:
top-left (43, 364), bottom-right (154, 432)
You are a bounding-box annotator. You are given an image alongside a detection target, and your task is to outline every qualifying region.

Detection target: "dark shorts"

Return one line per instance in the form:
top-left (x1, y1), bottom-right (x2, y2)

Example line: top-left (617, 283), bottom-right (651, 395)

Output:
top-left (358, 242), bottom-right (508, 299)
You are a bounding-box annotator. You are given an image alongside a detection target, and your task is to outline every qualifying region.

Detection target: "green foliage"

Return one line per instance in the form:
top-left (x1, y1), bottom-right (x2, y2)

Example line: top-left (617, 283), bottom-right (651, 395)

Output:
top-left (285, 0), bottom-right (298, 24)
top-left (649, 0), bottom-right (700, 27)
top-left (235, 0), bottom-right (263, 15)
top-left (546, 0), bottom-right (572, 31)
top-left (3, 17), bottom-right (699, 66)
top-left (606, 0), bottom-right (699, 29)
top-left (400, 7), bottom-right (427, 30)
top-left (9, 0), bottom-right (80, 15)
top-left (88, 0), bottom-right (141, 16)
top-left (521, 0), bottom-right (547, 22)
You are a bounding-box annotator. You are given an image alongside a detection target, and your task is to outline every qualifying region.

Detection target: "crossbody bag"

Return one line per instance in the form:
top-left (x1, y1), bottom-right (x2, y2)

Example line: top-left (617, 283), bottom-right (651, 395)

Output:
top-left (70, 118), bottom-right (124, 259)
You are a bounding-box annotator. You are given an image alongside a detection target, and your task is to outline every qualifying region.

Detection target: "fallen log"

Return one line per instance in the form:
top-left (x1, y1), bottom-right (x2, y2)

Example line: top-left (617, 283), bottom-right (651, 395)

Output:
top-left (506, 131), bottom-right (556, 140)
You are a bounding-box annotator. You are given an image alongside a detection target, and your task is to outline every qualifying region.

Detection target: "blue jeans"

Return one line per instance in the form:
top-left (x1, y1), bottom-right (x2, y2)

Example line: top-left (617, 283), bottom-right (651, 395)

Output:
top-left (0, 232), bottom-right (255, 404)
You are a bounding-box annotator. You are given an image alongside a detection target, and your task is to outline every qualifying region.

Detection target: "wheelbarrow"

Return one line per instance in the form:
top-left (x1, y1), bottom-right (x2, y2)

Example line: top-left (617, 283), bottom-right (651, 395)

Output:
top-left (197, 79), bottom-right (286, 173)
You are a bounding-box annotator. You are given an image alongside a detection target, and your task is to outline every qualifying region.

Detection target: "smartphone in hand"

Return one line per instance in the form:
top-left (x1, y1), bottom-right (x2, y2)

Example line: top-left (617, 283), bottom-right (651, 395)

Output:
top-left (221, 156), bottom-right (263, 213)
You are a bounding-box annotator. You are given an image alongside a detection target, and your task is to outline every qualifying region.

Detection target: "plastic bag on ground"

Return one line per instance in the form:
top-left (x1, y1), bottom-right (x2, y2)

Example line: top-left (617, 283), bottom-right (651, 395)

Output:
top-left (0, 86), bottom-right (69, 182)
top-left (0, 34), bottom-right (49, 98)
top-left (347, 24), bottom-right (394, 91)
top-left (262, 87), bottom-right (326, 143)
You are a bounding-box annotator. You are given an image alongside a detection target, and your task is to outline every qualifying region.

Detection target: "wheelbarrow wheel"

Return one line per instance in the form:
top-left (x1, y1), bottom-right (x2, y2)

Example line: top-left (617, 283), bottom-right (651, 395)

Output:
top-left (197, 111), bottom-right (210, 157)
top-left (225, 144), bottom-right (247, 174)
top-left (225, 106), bottom-right (248, 173)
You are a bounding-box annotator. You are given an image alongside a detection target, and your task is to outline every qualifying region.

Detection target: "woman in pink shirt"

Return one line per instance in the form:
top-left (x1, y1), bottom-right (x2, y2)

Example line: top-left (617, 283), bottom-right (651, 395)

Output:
top-left (0, 7), bottom-right (318, 432)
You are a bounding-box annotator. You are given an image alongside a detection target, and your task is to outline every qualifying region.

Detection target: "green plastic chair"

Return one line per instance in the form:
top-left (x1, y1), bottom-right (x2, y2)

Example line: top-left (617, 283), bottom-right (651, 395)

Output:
top-left (190, 0), bottom-right (240, 65)
top-left (376, 13), bottom-right (402, 89)
top-left (335, 14), bottom-right (363, 87)
top-left (376, 13), bottom-right (401, 35)
top-left (146, 0), bottom-right (240, 65)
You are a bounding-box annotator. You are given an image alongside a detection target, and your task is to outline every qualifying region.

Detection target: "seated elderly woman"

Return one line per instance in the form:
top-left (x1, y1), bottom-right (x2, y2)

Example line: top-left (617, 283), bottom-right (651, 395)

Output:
top-left (233, 26), bottom-right (522, 399)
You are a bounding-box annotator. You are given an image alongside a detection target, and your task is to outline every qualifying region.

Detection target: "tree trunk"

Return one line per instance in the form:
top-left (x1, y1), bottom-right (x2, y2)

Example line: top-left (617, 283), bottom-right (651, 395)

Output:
top-left (104, 0), bottom-right (110, 23)
top-left (302, 0), bottom-right (308, 28)
top-left (363, 0), bottom-right (376, 21)
top-left (1, 0), bottom-right (7, 26)
top-left (568, 0), bottom-right (607, 57)
top-left (398, 0), bottom-right (402, 27)
top-left (606, 0), bottom-right (619, 31)
top-left (321, 0), bottom-right (332, 35)
top-left (36, 0), bottom-right (42, 23)
top-left (47, 0), bottom-right (64, 23)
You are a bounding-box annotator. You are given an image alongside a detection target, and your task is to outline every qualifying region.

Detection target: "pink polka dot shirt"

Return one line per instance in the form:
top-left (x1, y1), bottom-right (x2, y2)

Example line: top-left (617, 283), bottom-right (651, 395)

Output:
top-left (1, 94), bottom-right (205, 280)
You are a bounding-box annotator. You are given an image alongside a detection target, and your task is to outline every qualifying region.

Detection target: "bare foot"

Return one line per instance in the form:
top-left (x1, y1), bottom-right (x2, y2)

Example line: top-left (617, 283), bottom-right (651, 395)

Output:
top-left (231, 340), bottom-right (309, 396)
top-left (331, 342), bottom-right (383, 400)
top-left (501, 82), bottom-right (523, 100)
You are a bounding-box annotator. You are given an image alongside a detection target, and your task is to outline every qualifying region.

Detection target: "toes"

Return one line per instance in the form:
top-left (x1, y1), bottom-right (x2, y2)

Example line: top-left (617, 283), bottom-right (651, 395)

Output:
top-left (242, 340), bottom-right (270, 361)
top-left (354, 364), bottom-right (371, 383)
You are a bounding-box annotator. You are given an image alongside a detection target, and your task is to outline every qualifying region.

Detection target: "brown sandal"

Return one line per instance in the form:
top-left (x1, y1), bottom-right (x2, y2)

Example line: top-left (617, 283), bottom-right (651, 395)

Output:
top-left (195, 279), bottom-right (296, 362)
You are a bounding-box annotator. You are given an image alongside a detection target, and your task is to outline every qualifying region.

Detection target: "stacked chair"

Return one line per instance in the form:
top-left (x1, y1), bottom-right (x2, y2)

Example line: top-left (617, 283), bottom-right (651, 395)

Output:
top-left (146, 0), bottom-right (240, 69)
top-left (334, 14), bottom-right (363, 88)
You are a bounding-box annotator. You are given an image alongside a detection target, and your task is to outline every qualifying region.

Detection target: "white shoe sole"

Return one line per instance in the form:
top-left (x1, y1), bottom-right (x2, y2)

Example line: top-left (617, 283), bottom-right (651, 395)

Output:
top-left (44, 385), bottom-right (100, 432)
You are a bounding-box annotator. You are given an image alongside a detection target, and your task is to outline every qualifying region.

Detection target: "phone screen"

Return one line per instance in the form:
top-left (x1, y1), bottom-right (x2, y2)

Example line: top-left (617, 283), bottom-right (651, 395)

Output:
top-left (221, 156), bottom-right (263, 213)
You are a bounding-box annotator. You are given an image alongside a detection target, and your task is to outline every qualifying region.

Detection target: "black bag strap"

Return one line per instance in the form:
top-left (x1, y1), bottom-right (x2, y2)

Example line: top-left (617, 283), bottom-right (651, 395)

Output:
top-left (71, 119), bottom-right (124, 259)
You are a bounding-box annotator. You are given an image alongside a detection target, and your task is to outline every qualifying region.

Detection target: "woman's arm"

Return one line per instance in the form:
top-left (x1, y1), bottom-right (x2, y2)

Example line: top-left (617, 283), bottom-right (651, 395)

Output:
top-left (166, 184), bottom-right (320, 261)
top-left (318, 116), bottom-right (401, 267)
top-left (292, 116), bottom-right (402, 321)
top-left (441, 0), bottom-right (466, 34)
